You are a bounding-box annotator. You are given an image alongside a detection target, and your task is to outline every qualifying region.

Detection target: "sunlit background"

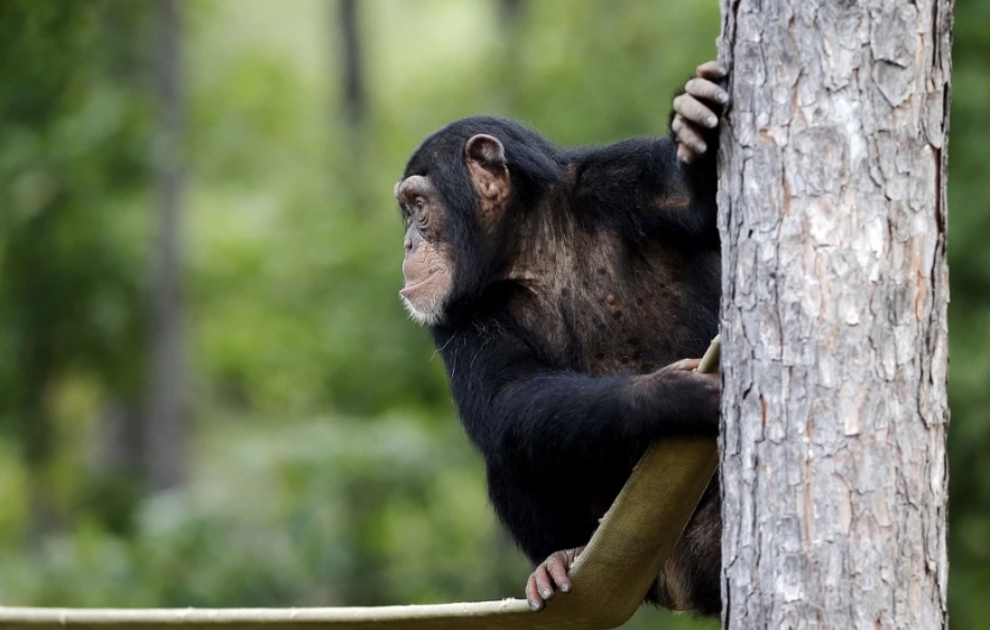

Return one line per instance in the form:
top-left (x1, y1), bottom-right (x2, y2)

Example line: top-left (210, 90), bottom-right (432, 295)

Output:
top-left (0, 1), bottom-right (987, 628)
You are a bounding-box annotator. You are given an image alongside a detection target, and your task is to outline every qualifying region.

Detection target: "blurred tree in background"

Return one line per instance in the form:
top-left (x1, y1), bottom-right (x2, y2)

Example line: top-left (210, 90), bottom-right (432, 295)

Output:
top-left (0, 0), bottom-right (153, 539)
top-left (0, 1), bottom-right (985, 628)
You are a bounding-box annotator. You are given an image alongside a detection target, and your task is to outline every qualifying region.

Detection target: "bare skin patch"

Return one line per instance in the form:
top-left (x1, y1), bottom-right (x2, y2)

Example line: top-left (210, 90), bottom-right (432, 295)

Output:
top-left (400, 239), bottom-right (452, 325)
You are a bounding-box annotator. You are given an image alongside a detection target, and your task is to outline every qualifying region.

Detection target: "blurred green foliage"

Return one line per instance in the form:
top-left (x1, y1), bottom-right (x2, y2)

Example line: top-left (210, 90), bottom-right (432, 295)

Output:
top-left (0, 1), bottom-right (984, 629)
top-left (0, 0), bottom-right (153, 538)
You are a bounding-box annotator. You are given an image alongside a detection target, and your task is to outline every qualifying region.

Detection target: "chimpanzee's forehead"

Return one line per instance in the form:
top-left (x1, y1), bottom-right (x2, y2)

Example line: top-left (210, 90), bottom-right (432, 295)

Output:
top-left (401, 146), bottom-right (438, 179)
top-left (403, 132), bottom-right (468, 177)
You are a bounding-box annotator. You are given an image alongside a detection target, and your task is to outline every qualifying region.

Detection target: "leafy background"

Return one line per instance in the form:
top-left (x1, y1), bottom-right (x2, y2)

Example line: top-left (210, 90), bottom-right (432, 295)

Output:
top-left (0, 1), bottom-right (986, 628)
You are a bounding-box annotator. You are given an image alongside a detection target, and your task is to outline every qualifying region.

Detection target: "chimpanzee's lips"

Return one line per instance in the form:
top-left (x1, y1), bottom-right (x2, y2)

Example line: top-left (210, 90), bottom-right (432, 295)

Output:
top-left (399, 276), bottom-right (434, 298)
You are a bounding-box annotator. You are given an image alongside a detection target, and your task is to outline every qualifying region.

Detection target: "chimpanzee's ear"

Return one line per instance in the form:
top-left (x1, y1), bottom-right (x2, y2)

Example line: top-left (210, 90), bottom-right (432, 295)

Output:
top-left (465, 134), bottom-right (510, 213)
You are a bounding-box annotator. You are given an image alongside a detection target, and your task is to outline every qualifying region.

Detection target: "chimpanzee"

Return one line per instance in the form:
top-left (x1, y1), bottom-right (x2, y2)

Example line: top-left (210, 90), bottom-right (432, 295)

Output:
top-left (395, 62), bottom-right (728, 616)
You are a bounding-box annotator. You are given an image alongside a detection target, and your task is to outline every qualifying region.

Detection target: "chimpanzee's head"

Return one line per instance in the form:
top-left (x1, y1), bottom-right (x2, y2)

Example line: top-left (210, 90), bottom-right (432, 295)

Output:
top-left (394, 116), bottom-right (562, 326)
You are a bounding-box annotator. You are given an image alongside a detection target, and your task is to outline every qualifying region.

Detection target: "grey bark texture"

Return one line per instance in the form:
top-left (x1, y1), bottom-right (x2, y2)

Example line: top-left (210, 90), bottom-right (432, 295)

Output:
top-left (716, 1), bottom-right (952, 628)
top-left (147, 0), bottom-right (187, 491)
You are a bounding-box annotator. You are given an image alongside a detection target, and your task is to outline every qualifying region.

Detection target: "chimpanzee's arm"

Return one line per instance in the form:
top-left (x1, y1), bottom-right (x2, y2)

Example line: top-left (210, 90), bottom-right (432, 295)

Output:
top-left (569, 63), bottom-right (726, 243)
top-left (569, 136), bottom-right (716, 243)
top-left (437, 325), bottom-right (719, 468)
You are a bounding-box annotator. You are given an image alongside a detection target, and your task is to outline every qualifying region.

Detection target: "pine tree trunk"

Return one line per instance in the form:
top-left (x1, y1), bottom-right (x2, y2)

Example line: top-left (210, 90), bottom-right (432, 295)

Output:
top-left (717, 1), bottom-right (952, 627)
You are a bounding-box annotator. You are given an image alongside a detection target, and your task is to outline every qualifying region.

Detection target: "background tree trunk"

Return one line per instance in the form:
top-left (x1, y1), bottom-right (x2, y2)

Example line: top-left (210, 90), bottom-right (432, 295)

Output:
top-left (717, 1), bottom-right (952, 627)
top-left (337, 0), bottom-right (366, 136)
top-left (496, 0), bottom-right (523, 113)
top-left (147, 0), bottom-right (186, 491)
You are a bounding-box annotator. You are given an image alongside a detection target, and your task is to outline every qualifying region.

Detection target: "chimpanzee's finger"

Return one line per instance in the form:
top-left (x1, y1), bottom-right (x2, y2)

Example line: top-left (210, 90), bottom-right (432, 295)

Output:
top-left (545, 554), bottom-right (572, 593)
top-left (673, 94), bottom-right (718, 130)
top-left (677, 144), bottom-right (697, 164)
top-left (667, 358), bottom-right (703, 372)
top-left (685, 78), bottom-right (729, 106)
top-left (672, 114), bottom-right (707, 157)
top-left (526, 573), bottom-right (546, 611)
top-left (696, 61), bottom-right (728, 80)
top-left (673, 95), bottom-right (719, 130)
top-left (533, 564), bottom-right (555, 602)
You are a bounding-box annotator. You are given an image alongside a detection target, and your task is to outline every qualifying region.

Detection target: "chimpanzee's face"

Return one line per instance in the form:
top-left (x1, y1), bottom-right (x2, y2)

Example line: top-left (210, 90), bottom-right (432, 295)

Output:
top-left (395, 174), bottom-right (454, 326)
top-left (395, 133), bottom-right (511, 327)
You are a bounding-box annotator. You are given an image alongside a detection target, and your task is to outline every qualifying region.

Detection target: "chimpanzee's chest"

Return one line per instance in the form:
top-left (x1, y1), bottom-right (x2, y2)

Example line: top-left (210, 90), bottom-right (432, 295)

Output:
top-left (517, 236), bottom-right (720, 376)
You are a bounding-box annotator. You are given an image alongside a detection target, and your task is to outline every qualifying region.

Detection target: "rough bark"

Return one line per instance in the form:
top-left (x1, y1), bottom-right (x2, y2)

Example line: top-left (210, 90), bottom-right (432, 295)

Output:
top-left (717, 1), bottom-right (952, 627)
top-left (147, 0), bottom-right (186, 491)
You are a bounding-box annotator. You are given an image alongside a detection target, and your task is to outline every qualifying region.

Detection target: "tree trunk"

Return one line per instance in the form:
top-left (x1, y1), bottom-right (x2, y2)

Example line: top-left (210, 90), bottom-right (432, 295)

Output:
top-left (337, 0), bottom-right (366, 132)
top-left (147, 0), bottom-right (186, 491)
top-left (496, 0), bottom-right (523, 114)
top-left (717, 1), bottom-right (952, 627)
top-left (498, 0), bottom-right (523, 23)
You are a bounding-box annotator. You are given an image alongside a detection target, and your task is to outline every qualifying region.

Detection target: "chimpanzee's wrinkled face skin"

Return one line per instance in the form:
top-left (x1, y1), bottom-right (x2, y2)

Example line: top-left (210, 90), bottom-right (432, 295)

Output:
top-left (395, 174), bottom-right (454, 326)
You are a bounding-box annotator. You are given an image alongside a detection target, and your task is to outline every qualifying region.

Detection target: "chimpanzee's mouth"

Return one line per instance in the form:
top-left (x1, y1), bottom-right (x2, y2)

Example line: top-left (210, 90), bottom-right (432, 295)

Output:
top-left (399, 277), bottom-right (432, 298)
